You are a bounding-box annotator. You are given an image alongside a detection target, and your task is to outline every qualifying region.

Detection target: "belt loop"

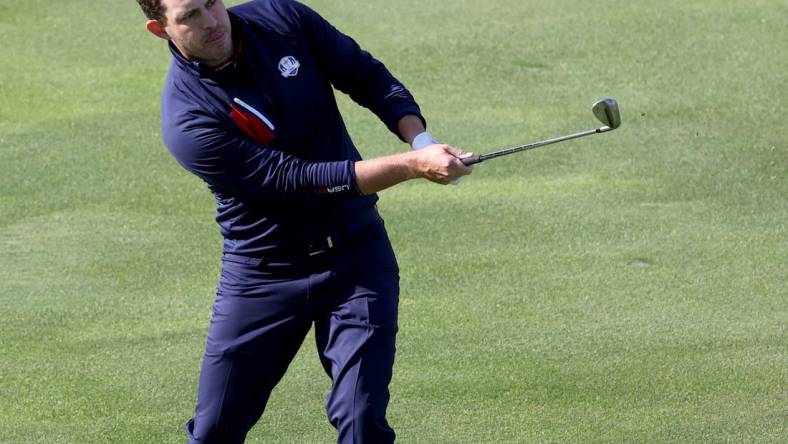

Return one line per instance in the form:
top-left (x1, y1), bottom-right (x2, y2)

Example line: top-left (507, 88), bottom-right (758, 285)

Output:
top-left (307, 236), bottom-right (333, 256)
top-left (305, 207), bottom-right (379, 257)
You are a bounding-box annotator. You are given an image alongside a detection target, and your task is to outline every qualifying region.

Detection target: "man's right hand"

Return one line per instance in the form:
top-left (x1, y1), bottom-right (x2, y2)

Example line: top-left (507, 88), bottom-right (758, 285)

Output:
top-left (410, 144), bottom-right (474, 185)
top-left (354, 144), bottom-right (474, 195)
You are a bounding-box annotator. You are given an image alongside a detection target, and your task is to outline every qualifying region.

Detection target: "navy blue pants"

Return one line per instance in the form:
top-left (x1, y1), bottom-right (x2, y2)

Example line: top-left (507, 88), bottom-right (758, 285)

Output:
top-left (185, 222), bottom-right (399, 443)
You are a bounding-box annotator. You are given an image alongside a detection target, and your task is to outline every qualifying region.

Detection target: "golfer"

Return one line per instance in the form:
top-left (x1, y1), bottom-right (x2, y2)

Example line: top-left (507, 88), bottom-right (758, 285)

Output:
top-left (136, 0), bottom-right (471, 442)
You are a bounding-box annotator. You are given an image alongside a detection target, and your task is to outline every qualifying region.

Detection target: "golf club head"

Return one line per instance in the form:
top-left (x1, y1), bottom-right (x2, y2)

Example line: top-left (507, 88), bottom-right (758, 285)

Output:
top-left (592, 98), bottom-right (621, 129)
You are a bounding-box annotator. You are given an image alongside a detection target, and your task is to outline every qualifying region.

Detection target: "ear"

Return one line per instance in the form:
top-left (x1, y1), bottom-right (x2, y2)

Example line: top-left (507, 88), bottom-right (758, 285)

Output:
top-left (146, 20), bottom-right (170, 40)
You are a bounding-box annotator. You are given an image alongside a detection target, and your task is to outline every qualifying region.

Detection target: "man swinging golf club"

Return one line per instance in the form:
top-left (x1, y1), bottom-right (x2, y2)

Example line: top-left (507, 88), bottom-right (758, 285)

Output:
top-left (135, 0), bottom-right (472, 442)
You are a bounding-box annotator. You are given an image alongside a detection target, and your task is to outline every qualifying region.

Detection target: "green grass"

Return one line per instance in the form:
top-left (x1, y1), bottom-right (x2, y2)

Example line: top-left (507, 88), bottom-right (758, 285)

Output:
top-left (1, 0), bottom-right (786, 442)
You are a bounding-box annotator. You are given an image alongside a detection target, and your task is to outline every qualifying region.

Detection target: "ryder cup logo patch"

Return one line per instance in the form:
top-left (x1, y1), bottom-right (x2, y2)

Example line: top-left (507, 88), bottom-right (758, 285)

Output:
top-left (278, 56), bottom-right (300, 78)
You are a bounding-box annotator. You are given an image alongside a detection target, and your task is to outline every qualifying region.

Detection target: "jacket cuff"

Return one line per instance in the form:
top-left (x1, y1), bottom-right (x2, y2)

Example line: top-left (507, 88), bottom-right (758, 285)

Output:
top-left (384, 107), bottom-right (426, 142)
top-left (310, 160), bottom-right (360, 196)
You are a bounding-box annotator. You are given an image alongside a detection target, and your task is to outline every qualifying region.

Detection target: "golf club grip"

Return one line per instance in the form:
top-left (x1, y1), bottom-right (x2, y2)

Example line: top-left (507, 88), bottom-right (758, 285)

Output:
top-left (461, 154), bottom-right (482, 166)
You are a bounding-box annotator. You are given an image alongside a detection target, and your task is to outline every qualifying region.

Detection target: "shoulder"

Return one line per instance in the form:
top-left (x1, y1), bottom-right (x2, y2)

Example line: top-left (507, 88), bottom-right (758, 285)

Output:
top-left (230, 0), bottom-right (305, 27)
top-left (160, 64), bottom-right (226, 153)
top-left (161, 64), bottom-right (206, 123)
top-left (230, 0), bottom-right (322, 35)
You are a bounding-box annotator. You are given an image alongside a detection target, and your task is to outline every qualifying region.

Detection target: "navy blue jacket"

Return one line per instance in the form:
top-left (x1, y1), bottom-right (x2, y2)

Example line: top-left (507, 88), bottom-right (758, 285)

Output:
top-left (160, 0), bottom-right (424, 256)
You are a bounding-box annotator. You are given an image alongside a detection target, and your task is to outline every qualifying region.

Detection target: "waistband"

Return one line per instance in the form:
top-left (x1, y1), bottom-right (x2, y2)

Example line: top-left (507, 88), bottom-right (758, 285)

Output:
top-left (223, 206), bottom-right (383, 263)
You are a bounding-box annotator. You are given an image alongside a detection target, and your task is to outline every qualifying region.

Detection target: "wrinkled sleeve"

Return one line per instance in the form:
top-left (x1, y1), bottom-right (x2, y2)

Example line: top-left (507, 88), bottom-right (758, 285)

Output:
top-left (291, 1), bottom-right (425, 141)
top-left (163, 110), bottom-right (359, 199)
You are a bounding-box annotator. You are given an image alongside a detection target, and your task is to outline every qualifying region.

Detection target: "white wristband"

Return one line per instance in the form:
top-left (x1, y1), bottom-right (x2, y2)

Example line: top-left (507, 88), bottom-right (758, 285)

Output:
top-left (411, 131), bottom-right (438, 150)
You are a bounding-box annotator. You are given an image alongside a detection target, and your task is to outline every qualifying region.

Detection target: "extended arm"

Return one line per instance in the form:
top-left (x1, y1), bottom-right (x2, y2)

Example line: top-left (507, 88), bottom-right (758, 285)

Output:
top-left (355, 144), bottom-right (473, 195)
top-left (164, 110), bottom-right (471, 199)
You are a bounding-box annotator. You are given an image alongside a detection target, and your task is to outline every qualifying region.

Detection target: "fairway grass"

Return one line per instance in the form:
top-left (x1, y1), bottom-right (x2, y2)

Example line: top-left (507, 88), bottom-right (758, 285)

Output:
top-left (1, 0), bottom-right (785, 442)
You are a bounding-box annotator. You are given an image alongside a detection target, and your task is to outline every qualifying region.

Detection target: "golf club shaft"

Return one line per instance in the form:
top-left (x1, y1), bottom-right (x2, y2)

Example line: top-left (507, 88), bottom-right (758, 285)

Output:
top-left (461, 125), bottom-right (612, 166)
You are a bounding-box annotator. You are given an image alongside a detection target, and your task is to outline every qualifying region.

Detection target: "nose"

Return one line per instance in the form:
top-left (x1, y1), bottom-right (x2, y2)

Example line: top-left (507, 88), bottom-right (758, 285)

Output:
top-left (203, 10), bottom-right (218, 29)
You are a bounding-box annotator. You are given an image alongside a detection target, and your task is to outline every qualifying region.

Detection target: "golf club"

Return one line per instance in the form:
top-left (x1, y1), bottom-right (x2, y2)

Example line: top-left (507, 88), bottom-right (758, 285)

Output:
top-left (461, 98), bottom-right (621, 166)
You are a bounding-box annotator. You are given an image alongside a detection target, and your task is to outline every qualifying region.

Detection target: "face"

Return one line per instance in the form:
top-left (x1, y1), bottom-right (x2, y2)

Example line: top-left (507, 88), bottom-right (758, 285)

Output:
top-left (149, 0), bottom-right (233, 67)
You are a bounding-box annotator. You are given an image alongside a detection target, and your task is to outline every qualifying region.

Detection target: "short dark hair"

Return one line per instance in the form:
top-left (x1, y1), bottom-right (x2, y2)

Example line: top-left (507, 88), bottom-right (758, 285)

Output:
top-left (136, 0), bottom-right (167, 22)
